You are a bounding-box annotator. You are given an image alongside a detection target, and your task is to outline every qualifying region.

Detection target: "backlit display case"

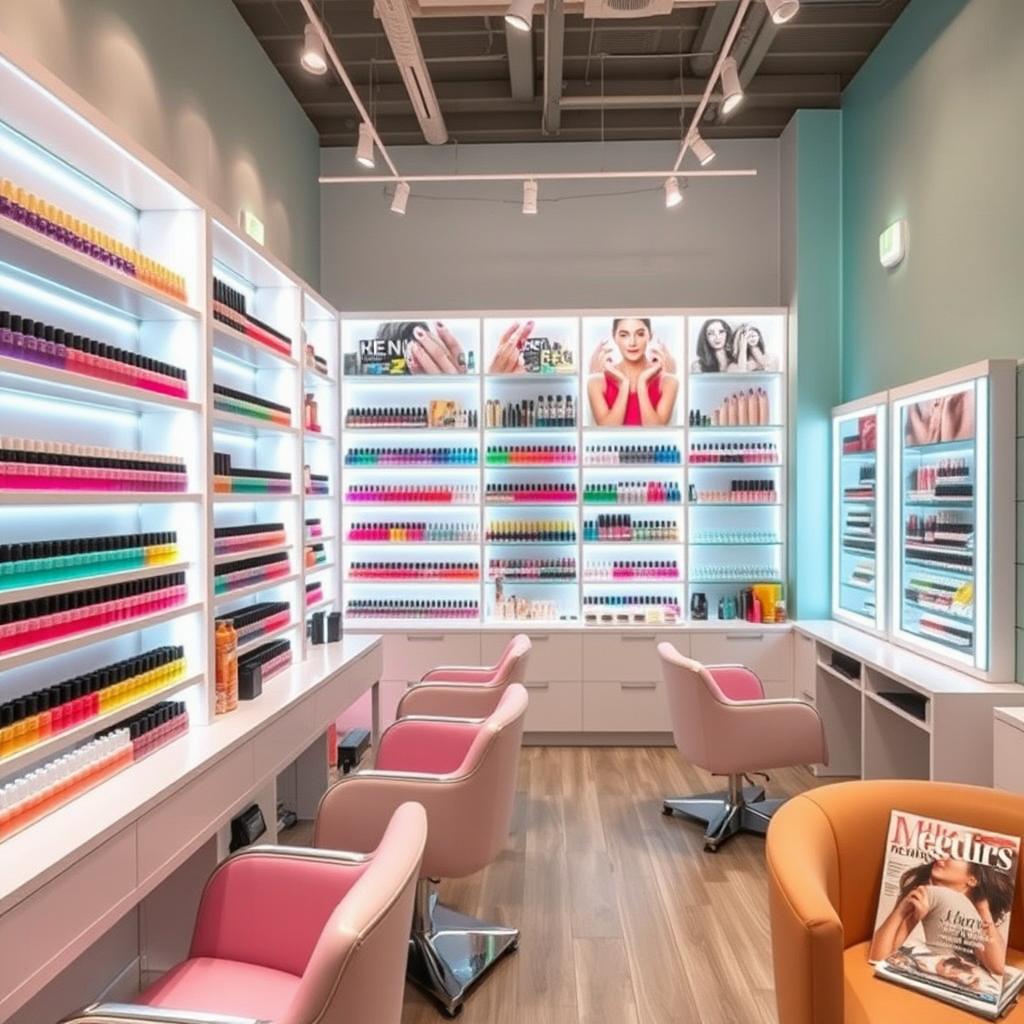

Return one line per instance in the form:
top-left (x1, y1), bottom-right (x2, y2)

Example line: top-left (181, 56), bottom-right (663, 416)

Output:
top-left (831, 394), bottom-right (887, 632)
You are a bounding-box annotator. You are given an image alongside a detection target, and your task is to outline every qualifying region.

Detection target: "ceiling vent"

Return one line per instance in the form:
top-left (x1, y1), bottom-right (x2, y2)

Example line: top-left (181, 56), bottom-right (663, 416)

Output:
top-left (374, 0), bottom-right (448, 145)
top-left (582, 0), bottom-right (674, 19)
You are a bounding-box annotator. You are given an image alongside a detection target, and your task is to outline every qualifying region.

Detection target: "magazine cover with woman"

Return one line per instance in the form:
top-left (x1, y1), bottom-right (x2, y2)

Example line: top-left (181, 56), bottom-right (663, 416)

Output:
top-left (869, 810), bottom-right (1023, 1018)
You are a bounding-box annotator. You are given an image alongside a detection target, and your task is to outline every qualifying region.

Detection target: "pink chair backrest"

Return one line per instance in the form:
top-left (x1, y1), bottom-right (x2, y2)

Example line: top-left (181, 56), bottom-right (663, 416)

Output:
top-left (424, 682), bottom-right (528, 879)
top-left (282, 801), bottom-right (427, 1024)
top-left (492, 633), bottom-right (532, 686)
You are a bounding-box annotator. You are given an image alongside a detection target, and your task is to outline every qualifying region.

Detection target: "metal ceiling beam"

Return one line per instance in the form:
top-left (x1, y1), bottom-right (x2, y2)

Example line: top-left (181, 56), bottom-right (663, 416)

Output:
top-left (505, 22), bottom-right (535, 101)
top-left (542, 0), bottom-right (565, 134)
top-left (690, 0), bottom-right (738, 76)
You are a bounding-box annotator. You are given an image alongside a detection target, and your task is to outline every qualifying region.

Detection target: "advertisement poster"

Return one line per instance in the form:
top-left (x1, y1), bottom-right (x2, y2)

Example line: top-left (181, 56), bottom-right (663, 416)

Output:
top-left (483, 317), bottom-right (577, 376)
top-left (688, 316), bottom-right (782, 375)
top-left (343, 319), bottom-right (480, 376)
top-left (904, 386), bottom-right (975, 445)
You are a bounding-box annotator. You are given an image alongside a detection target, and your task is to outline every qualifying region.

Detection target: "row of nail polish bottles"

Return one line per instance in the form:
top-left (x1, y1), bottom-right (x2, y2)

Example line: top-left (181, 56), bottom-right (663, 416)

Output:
top-left (485, 482), bottom-right (578, 504)
top-left (213, 523), bottom-right (287, 557)
top-left (346, 521), bottom-right (479, 543)
top-left (345, 484), bottom-right (478, 504)
top-left (688, 443), bottom-right (779, 464)
top-left (344, 447), bottom-right (479, 466)
top-left (485, 520), bottom-right (576, 543)
top-left (101, 700), bottom-right (190, 760)
top-left (0, 311), bottom-right (188, 398)
top-left (488, 557), bottom-right (576, 580)
top-left (213, 551), bottom-right (290, 594)
top-left (583, 560), bottom-right (680, 580)
top-left (485, 445), bottom-right (576, 465)
top-left (213, 384), bottom-right (291, 426)
top-left (213, 279), bottom-right (292, 356)
top-left (582, 481), bottom-right (682, 504)
top-left (583, 445), bottom-right (681, 466)
top-left (583, 516), bottom-right (679, 542)
top-left (691, 480), bottom-right (778, 504)
top-left (215, 601), bottom-right (290, 646)
top-left (345, 599), bottom-right (479, 620)
top-left (348, 561), bottom-right (480, 581)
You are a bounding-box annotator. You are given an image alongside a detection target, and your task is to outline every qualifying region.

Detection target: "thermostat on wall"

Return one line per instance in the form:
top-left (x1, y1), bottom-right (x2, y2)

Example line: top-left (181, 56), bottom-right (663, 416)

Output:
top-left (879, 219), bottom-right (908, 268)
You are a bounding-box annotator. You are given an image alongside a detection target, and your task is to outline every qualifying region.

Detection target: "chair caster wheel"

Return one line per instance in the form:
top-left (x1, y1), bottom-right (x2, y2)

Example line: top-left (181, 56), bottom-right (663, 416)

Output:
top-left (443, 1004), bottom-right (464, 1019)
top-left (662, 804), bottom-right (674, 816)
top-left (509, 938), bottom-right (520, 952)
top-left (704, 842), bottom-right (719, 853)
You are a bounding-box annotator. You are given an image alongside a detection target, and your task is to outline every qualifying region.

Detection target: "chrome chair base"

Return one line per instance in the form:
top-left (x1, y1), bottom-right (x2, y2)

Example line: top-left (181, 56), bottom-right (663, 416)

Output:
top-left (663, 777), bottom-right (785, 852)
top-left (408, 880), bottom-right (519, 1017)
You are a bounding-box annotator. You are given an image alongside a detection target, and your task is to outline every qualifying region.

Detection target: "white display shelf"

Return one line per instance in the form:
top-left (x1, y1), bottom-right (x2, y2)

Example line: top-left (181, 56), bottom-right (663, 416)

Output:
top-left (211, 410), bottom-right (298, 436)
top-left (487, 463), bottom-right (579, 470)
top-left (213, 543), bottom-right (292, 566)
top-left (486, 427), bottom-right (578, 434)
top-left (0, 217), bottom-right (200, 322)
top-left (212, 321), bottom-right (298, 370)
top-left (0, 600), bottom-right (204, 672)
top-left (344, 463), bottom-right (480, 471)
top-left (347, 539), bottom-right (479, 547)
top-left (342, 427), bottom-right (479, 437)
top-left (342, 502), bottom-right (480, 509)
top-left (687, 462), bottom-right (784, 469)
top-left (304, 367), bottom-right (336, 386)
top-left (346, 577), bottom-right (481, 585)
top-left (306, 560), bottom-right (336, 574)
top-left (305, 596), bottom-right (337, 614)
top-left (487, 539), bottom-right (577, 546)
top-left (344, 374), bottom-right (480, 385)
top-left (304, 429), bottom-right (336, 443)
top-left (689, 424), bottom-right (784, 432)
top-left (213, 492), bottom-right (299, 503)
top-left (0, 491), bottom-right (203, 505)
top-left (0, 356), bottom-right (201, 414)
top-left (689, 371), bottom-right (783, 381)
top-left (0, 670), bottom-right (204, 780)
top-left (583, 539), bottom-right (681, 546)
top-left (0, 560), bottom-right (191, 603)
top-left (236, 620), bottom-right (300, 658)
top-left (213, 572), bottom-right (299, 606)
top-left (486, 578), bottom-right (577, 586)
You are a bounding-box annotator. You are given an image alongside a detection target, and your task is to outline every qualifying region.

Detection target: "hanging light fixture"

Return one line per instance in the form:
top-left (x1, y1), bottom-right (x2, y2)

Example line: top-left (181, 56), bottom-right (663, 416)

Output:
top-left (689, 131), bottom-right (716, 167)
top-left (390, 181), bottom-right (410, 215)
top-left (720, 56), bottom-right (744, 116)
top-left (300, 23), bottom-right (328, 76)
top-left (522, 179), bottom-right (538, 215)
top-left (664, 177), bottom-right (683, 209)
top-left (765, 0), bottom-right (800, 24)
top-left (355, 123), bottom-right (375, 168)
top-left (505, 0), bottom-right (533, 32)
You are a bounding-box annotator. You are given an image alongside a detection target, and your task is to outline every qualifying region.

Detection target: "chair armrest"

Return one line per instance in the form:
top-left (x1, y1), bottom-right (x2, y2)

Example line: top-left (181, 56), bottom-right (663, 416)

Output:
top-left (397, 682), bottom-right (507, 720)
top-left (706, 664), bottom-right (766, 701)
top-left (61, 1006), bottom-right (265, 1024)
top-left (375, 716), bottom-right (481, 774)
top-left (766, 797), bottom-right (845, 1024)
top-left (420, 664), bottom-right (496, 683)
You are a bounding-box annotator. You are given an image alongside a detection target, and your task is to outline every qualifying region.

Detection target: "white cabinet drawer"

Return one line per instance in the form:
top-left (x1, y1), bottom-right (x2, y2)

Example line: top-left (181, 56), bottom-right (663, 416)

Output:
top-left (583, 680), bottom-right (669, 733)
top-left (994, 719), bottom-right (1024, 794)
top-left (382, 632), bottom-right (482, 682)
top-left (583, 632), bottom-right (685, 683)
top-left (481, 632), bottom-right (581, 682)
top-left (522, 680), bottom-right (582, 732)
top-left (690, 631), bottom-right (792, 682)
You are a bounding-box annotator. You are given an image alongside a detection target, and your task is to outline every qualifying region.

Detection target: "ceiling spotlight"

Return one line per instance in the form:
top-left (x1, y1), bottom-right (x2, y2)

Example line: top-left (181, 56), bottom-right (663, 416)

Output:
top-left (690, 131), bottom-right (716, 167)
top-left (522, 179), bottom-right (538, 215)
top-left (664, 177), bottom-right (683, 209)
top-left (505, 0), bottom-right (533, 31)
top-left (300, 23), bottom-right (328, 76)
top-left (356, 122), bottom-right (375, 168)
top-left (765, 0), bottom-right (800, 24)
top-left (720, 56), bottom-right (744, 116)
top-left (391, 181), bottom-right (410, 215)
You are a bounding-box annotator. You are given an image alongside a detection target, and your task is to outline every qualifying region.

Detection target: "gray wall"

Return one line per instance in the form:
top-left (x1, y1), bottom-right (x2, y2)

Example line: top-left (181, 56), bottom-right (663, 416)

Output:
top-left (320, 139), bottom-right (780, 311)
top-left (0, 0), bottom-right (321, 284)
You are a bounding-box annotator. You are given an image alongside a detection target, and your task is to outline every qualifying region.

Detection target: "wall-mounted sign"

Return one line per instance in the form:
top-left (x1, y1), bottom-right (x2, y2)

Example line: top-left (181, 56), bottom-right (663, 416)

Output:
top-left (879, 219), bottom-right (907, 268)
top-left (241, 209), bottom-right (265, 246)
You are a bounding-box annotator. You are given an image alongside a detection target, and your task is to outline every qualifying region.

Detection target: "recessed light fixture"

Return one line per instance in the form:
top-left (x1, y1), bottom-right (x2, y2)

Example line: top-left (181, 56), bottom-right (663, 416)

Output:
top-left (664, 177), bottom-right (683, 209)
top-left (689, 131), bottom-right (716, 167)
top-left (355, 122), bottom-right (375, 168)
top-left (391, 181), bottom-right (410, 215)
top-left (300, 23), bottom-right (328, 76)
top-left (505, 0), bottom-right (533, 31)
top-left (720, 56), bottom-right (744, 116)
top-left (765, 0), bottom-right (800, 24)
top-left (522, 179), bottom-right (538, 215)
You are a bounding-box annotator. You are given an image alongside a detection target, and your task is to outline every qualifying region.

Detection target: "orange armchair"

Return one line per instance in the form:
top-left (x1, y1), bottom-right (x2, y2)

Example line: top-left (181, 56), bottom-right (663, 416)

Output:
top-left (767, 780), bottom-right (1024, 1024)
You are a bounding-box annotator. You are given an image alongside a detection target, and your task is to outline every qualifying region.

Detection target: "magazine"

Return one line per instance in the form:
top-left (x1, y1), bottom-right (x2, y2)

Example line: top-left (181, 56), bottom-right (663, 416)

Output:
top-left (870, 810), bottom-right (1024, 1019)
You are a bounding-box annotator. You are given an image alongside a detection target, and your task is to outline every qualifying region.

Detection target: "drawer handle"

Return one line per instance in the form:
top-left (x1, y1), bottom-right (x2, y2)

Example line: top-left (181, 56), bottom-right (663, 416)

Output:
top-left (620, 682), bottom-right (657, 690)
top-left (407, 634), bottom-right (444, 642)
top-left (725, 633), bottom-right (764, 641)
top-left (526, 634), bottom-right (551, 642)
top-left (622, 634), bottom-right (657, 642)
top-left (525, 682), bottom-right (550, 691)
top-left (801, 691), bottom-right (814, 702)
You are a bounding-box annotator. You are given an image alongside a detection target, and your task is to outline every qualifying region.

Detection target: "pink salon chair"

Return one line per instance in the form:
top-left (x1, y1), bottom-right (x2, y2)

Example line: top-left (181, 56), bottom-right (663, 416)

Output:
top-left (397, 632), bottom-right (532, 719)
top-left (658, 642), bottom-right (827, 852)
top-left (61, 802), bottom-right (427, 1024)
top-left (315, 683), bottom-right (529, 1017)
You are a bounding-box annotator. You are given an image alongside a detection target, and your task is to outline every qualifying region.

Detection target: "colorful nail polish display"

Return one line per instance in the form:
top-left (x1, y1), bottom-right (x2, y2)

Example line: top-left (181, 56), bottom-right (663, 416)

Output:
top-left (0, 438), bottom-right (187, 492)
top-left (691, 529), bottom-right (780, 545)
top-left (582, 481), bottom-right (681, 504)
top-left (213, 278), bottom-right (292, 357)
top-left (345, 406), bottom-right (478, 429)
top-left (691, 480), bottom-right (777, 504)
top-left (583, 594), bottom-right (682, 625)
top-left (583, 516), bottom-right (678, 542)
top-left (486, 445), bottom-right (576, 466)
top-left (348, 561), bottom-right (480, 581)
top-left (213, 453), bottom-right (291, 494)
top-left (0, 310), bottom-right (188, 398)
top-left (305, 518), bottom-right (323, 540)
top-left (0, 178), bottom-right (187, 302)
top-left (485, 520), bottom-right (576, 543)
top-left (304, 344), bottom-right (329, 377)
top-left (345, 599), bottom-right (479, 620)
top-left (689, 388), bottom-right (771, 426)
top-left (485, 482), bottom-right (578, 504)
top-left (488, 558), bottom-right (576, 581)
top-left (0, 572), bottom-right (186, 654)
top-left (485, 396), bottom-right (575, 428)
top-left (213, 551), bottom-right (289, 595)
top-left (215, 601), bottom-right (290, 647)
top-left (213, 384), bottom-right (291, 426)
top-left (238, 638), bottom-right (293, 690)
top-left (688, 442), bottom-right (779, 464)
top-left (305, 468), bottom-right (330, 496)
top-left (305, 581), bottom-right (323, 607)
top-left (345, 447), bottom-right (479, 466)
top-left (347, 521), bottom-right (479, 543)
top-left (583, 560), bottom-right (679, 581)
top-left (305, 543), bottom-right (327, 568)
top-left (99, 699), bottom-right (189, 759)
top-left (214, 523), bottom-right (286, 557)
top-left (0, 532), bottom-right (179, 590)
top-left (583, 444), bottom-right (680, 465)
top-left (0, 645), bottom-right (186, 760)
top-left (691, 564), bottom-right (781, 582)
top-left (345, 484), bottom-right (477, 504)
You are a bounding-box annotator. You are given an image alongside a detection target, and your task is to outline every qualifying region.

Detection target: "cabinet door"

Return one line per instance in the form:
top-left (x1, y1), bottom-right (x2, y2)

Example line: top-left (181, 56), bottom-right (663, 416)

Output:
top-left (583, 680), bottom-right (669, 733)
top-left (382, 632), bottom-right (482, 682)
top-left (583, 632), bottom-right (686, 683)
top-left (522, 680), bottom-right (583, 732)
top-left (690, 631), bottom-right (792, 683)
top-left (994, 719), bottom-right (1024, 794)
top-left (794, 631), bottom-right (816, 703)
top-left (481, 632), bottom-right (581, 682)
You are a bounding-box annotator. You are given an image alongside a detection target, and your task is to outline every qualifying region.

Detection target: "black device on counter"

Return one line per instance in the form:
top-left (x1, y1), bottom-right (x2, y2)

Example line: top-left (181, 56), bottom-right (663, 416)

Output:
top-left (338, 728), bottom-right (371, 773)
top-left (310, 610), bottom-right (326, 645)
top-left (229, 803), bottom-right (267, 852)
top-left (239, 661), bottom-right (263, 700)
top-left (327, 611), bottom-right (341, 642)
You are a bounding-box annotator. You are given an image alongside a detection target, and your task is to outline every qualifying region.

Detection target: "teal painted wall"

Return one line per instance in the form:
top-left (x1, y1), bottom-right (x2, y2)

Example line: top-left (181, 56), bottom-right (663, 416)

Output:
top-left (0, 0), bottom-right (320, 284)
top-left (842, 0), bottom-right (1022, 399)
top-left (783, 110), bottom-right (843, 619)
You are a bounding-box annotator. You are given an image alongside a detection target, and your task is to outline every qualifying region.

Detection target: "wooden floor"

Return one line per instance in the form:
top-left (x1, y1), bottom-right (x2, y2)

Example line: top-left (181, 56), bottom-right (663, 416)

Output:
top-left (286, 746), bottom-right (824, 1024)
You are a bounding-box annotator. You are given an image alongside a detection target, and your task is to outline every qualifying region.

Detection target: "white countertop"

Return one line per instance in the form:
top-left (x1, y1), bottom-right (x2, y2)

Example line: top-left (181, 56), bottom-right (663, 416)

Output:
top-left (0, 635), bottom-right (381, 915)
top-left (345, 620), bottom-right (793, 634)
top-left (995, 707), bottom-right (1024, 731)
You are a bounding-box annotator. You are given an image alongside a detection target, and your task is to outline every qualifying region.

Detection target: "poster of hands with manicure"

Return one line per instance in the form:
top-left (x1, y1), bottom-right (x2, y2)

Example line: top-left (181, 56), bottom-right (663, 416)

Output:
top-left (483, 317), bottom-right (578, 376)
top-left (582, 316), bottom-right (683, 427)
top-left (342, 319), bottom-right (480, 376)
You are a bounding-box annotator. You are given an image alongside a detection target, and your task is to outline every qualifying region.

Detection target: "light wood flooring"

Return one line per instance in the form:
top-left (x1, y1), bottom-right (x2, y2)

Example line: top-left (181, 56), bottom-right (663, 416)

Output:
top-left (285, 746), bottom-right (825, 1023)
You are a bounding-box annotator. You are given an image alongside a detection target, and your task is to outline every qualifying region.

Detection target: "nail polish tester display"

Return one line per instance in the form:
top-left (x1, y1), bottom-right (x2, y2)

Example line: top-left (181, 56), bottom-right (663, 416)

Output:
top-left (0, 572), bottom-right (186, 654)
top-left (215, 601), bottom-right (290, 647)
top-left (213, 278), bottom-right (292, 358)
top-left (213, 385), bottom-right (291, 427)
top-left (345, 405), bottom-right (478, 429)
top-left (0, 439), bottom-right (187, 492)
top-left (213, 453), bottom-right (291, 495)
top-left (213, 551), bottom-right (290, 595)
top-left (237, 638), bottom-right (293, 696)
top-left (0, 532), bottom-right (179, 589)
top-left (0, 311), bottom-right (189, 399)
top-left (0, 178), bottom-right (187, 302)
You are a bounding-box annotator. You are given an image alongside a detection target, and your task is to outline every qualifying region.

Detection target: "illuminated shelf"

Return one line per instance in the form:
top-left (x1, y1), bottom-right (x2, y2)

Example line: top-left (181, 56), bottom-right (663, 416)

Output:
top-left (689, 502), bottom-right (781, 508)
top-left (903, 497), bottom-right (974, 508)
top-left (0, 560), bottom-right (191, 604)
top-left (904, 559), bottom-right (973, 578)
top-left (0, 600), bottom-right (204, 673)
top-left (0, 670), bottom-right (203, 780)
top-left (0, 491), bottom-right (202, 505)
top-left (347, 539), bottom-right (479, 547)
top-left (341, 427), bottom-right (479, 437)
top-left (0, 356), bottom-right (201, 414)
top-left (213, 492), bottom-right (299, 503)
top-left (343, 375), bottom-right (480, 385)
top-left (904, 603), bottom-right (973, 627)
top-left (689, 424), bottom-right (784, 432)
top-left (689, 371), bottom-right (783, 381)
top-left (344, 463), bottom-right (479, 471)
top-left (213, 543), bottom-right (292, 566)
top-left (581, 502), bottom-right (682, 509)
top-left (486, 539), bottom-right (577, 546)
top-left (342, 502), bottom-right (480, 509)
top-left (304, 367), bottom-right (336, 386)
top-left (346, 578), bottom-right (481, 586)
top-left (688, 577), bottom-right (782, 585)
top-left (305, 596), bottom-right (337, 614)
top-left (306, 560), bottom-right (336, 574)
top-left (212, 321), bottom-right (298, 370)
top-left (687, 462), bottom-right (783, 469)
top-left (0, 217), bottom-right (200, 321)
top-left (903, 439), bottom-right (975, 457)
top-left (689, 540), bottom-right (782, 547)
top-left (484, 463), bottom-right (577, 470)
top-left (212, 410), bottom-right (298, 436)
top-left (304, 429), bottom-right (336, 443)
top-left (487, 501), bottom-right (580, 508)
top-left (842, 579), bottom-right (876, 593)
top-left (486, 578), bottom-right (576, 585)
top-left (236, 620), bottom-right (301, 658)
top-left (583, 462), bottom-right (680, 470)
top-left (213, 572), bottom-right (299, 606)
top-left (488, 373), bottom-right (577, 382)
top-left (582, 578), bottom-right (679, 585)
top-left (486, 427), bottom-right (578, 434)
